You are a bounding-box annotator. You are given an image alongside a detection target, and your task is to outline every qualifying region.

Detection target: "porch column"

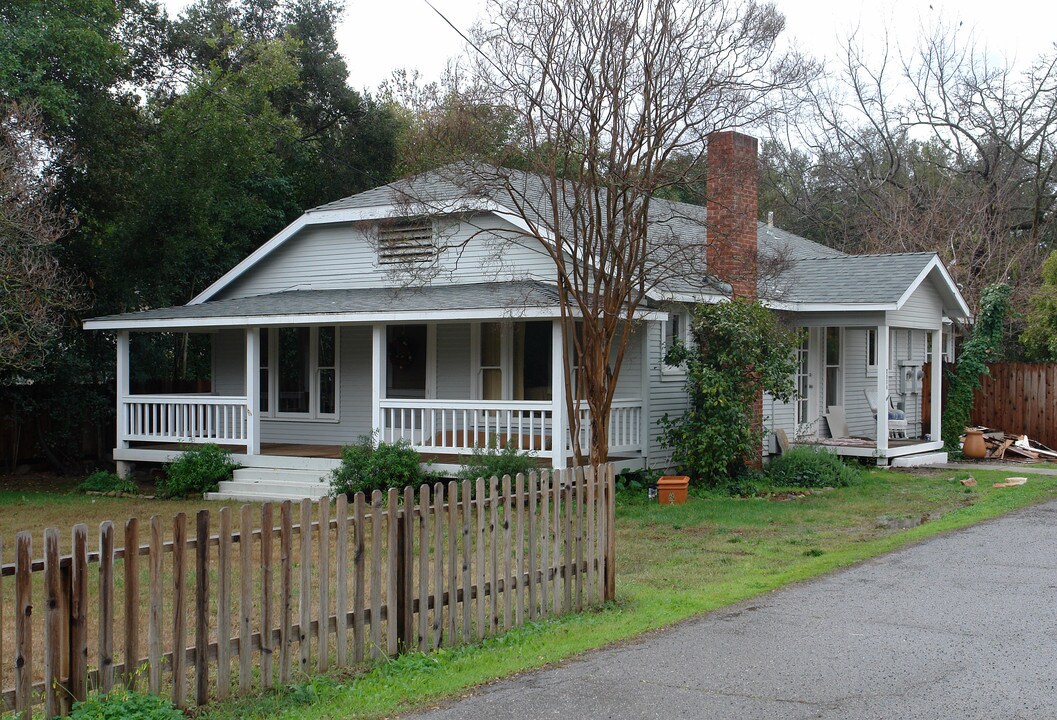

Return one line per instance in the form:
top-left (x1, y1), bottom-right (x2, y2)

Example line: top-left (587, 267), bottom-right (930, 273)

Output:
top-left (245, 328), bottom-right (261, 455)
top-left (639, 322), bottom-right (651, 466)
top-left (372, 324), bottom-right (385, 439)
top-left (875, 324), bottom-right (890, 464)
top-left (930, 327), bottom-right (943, 442)
top-left (116, 330), bottom-right (130, 450)
top-left (551, 319), bottom-right (568, 470)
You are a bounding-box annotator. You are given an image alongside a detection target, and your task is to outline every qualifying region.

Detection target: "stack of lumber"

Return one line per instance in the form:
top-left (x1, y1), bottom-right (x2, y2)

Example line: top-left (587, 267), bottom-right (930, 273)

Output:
top-left (966, 427), bottom-right (1057, 461)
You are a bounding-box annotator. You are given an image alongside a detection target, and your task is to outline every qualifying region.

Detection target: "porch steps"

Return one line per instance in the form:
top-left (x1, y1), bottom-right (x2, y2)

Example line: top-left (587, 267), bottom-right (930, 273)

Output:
top-left (205, 467), bottom-right (331, 502)
top-left (889, 451), bottom-right (949, 468)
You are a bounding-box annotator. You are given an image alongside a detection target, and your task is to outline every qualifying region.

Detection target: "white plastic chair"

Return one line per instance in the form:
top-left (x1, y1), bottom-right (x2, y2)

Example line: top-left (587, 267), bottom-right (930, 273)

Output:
top-left (864, 388), bottom-right (907, 438)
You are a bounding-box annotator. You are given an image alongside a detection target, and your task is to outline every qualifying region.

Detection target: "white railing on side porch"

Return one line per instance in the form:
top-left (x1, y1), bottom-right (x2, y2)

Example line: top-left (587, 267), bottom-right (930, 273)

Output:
top-left (121, 395), bottom-right (250, 447)
top-left (379, 400), bottom-right (554, 454)
top-left (569, 399), bottom-right (643, 454)
top-left (378, 398), bottom-right (644, 457)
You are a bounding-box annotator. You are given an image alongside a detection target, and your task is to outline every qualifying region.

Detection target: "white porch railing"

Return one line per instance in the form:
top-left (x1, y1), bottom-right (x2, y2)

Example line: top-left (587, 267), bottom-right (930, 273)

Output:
top-left (568, 399), bottom-right (643, 454)
top-left (121, 395), bottom-right (250, 447)
top-left (379, 398), bottom-right (644, 457)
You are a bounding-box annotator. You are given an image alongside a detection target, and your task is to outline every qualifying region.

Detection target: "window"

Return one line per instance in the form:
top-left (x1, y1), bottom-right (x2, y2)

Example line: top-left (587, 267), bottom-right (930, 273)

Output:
top-left (479, 322), bottom-right (503, 400)
top-left (824, 327), bottom-right (842, 409)
top-left (260, 326), bottom-right (339, 420)
top-left (661, 309), bottom-right (689, 378)
top-left (866, 328), bottom-right (877, 374)
top-left (513, 321), bottom-right (552, 401)
top-left (387, 325), bottom-right (428, 399)
top-left (795, 333), bottom-right (809, 427)
top-left (377, 220), bottom-right (435, 266)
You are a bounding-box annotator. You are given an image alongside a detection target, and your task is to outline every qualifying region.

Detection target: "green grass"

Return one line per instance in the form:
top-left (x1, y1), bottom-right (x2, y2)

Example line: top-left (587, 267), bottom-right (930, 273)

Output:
top-left (197, 467), bottom-right (1057, 720)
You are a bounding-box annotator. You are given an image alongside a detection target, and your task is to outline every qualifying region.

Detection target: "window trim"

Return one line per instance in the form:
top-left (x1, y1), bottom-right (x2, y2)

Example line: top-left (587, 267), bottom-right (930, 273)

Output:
top-left (660, 309), bottom-right (691, 380)
top-left (866, 328), bottom-right (878, 377)
top-left (261, 326), bottom-right (340, 423)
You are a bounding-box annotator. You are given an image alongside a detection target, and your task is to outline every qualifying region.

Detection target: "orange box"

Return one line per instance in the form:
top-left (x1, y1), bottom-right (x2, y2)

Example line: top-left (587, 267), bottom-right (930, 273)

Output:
top-left (656, 475), bottom-right (690, 505)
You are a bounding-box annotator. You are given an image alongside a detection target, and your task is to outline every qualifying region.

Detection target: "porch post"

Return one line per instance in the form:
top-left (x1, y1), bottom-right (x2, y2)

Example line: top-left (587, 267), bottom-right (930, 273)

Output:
top-left (875, 324), bottom-right (890, 464)
top-left (639, 321), bottom-right (651, 466)
top-left (930, 327), bottom-right (943, 442)
top-left (245, 328), bottom-right (261, 455)
top-left (372, 324), bottom-right (385, 440)
top-left (116, 331), bottom-right (130, 450)
top-left (551, 319), bottom-right (568, 470)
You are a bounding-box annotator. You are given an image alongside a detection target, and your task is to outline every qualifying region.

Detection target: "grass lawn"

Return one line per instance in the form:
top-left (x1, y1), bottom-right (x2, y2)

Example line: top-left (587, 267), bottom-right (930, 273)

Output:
top-left (184, 466), bottom-right (1057, 720)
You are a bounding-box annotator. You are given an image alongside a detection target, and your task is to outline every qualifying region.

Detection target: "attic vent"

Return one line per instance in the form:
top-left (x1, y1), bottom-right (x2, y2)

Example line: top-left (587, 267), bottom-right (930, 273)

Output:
top-left (378, 220), bottom-right (436, 266)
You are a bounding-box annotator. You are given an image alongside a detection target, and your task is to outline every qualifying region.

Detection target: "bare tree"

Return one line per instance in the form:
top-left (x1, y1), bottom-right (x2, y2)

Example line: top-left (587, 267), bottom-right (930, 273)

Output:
top-left (395, 0), bottom-right (810, 466)
top-left (0, 102), bottom-right (83, 375)
top-left (766, 23), bottom-right (1057, 323)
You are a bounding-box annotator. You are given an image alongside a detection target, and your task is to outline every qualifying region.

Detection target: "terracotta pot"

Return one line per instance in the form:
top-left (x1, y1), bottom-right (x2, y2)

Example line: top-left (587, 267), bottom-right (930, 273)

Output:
top-left (963, 429), bottom-right (987, 459)
top-left (657, 475), bottom-right (690, 505)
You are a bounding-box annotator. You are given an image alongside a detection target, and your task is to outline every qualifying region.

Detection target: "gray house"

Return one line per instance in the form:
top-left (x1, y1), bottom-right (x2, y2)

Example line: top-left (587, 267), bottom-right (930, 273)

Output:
top-left (85, 132), bottom-right (969, 500)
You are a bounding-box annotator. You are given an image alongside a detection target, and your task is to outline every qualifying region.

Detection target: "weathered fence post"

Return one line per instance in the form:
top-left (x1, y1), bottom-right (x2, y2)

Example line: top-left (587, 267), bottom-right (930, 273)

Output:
top-left (604, 464), bottom-right (616, 602)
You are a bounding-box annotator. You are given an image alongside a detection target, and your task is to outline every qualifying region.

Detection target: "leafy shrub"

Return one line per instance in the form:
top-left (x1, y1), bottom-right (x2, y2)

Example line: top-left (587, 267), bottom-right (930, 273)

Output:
top-left (457, 440), bottom-right (538, 482)
top-left (330, 434), bottom-right (424, 497)
top-left (767, 447), bottom-right (860, 488)
top-left (158, 444), bottom-right (238, 498)
top-left (69, 688), bottom-right (184, 720)
top-left (77, 470), bottom-right (137, 495)
top-left (659, 298), bottom-right (800, 487)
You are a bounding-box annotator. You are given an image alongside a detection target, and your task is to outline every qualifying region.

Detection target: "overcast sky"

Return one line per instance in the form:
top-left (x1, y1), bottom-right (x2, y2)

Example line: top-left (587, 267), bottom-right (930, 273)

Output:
top-left (162, 0), bottom-right (1056, 92)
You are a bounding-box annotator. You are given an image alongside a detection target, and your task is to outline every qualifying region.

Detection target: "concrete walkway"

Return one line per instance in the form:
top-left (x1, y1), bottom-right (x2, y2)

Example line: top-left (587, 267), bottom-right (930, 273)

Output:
top-left (410, 501), bottom-right (1057, 720)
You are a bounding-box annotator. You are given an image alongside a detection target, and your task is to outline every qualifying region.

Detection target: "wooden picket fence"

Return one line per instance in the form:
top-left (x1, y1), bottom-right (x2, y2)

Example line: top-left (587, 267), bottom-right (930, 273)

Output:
top-left (0, 465), bottom-right (616, 717)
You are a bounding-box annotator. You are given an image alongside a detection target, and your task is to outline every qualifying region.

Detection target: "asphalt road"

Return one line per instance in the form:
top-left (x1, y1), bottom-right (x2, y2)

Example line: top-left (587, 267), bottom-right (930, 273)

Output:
top-left (409, 500), bottom-right (1057, 719)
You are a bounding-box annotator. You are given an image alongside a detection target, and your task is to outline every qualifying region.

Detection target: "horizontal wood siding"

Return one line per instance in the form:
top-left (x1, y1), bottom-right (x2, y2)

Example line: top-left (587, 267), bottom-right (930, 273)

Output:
top-left (435, 324), bottom-right (471, 400)
top-left (843, 328), bottom-right (876, 437)
top-left (646, 321), bottom-right (688, 468)
top-left (612, 324), bottom-right (642, 399)
top-left (216, 215), bottom-right (557, 301)
top-left (763, 392), bottom-right (795, 447)
top-left (889, 279), bottom-right (943, 329)
top-left (212, 330), bottom-right (245, 396)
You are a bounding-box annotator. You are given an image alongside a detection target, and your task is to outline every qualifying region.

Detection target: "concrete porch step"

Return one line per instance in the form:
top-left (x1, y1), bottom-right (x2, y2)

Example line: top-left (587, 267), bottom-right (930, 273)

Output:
top-left (889, 451), bottom-right (949, 467)
top-left (205, 467), bottom-right (332, 502)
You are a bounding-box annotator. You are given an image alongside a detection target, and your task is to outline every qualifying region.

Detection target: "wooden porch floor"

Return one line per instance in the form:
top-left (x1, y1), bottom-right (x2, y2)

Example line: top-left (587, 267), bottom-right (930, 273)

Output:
top-left (799, 438), bottom-right (929, 450)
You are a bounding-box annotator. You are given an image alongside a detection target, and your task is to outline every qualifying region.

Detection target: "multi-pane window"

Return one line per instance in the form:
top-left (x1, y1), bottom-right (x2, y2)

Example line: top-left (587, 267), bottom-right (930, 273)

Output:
top-left (479, 322), bottom-right (503, 400)
top-left (259, 328), bottom-right (270, 413)
top-left (795, 334), bottom-right (809, 426)
top-left (318, 327), bottom-right (336, 415)
top-left (825, 327), bottom-right (842, 409)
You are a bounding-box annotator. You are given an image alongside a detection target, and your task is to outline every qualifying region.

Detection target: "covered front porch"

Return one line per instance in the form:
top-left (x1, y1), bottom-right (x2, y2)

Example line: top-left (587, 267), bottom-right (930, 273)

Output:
top-left (89, 284), bottom-right (653, 480)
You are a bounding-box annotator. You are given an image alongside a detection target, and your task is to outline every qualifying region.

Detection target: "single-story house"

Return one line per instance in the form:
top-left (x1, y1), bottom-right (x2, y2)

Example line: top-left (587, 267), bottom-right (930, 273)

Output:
top-left (85, 132), bottom-right (969, 500)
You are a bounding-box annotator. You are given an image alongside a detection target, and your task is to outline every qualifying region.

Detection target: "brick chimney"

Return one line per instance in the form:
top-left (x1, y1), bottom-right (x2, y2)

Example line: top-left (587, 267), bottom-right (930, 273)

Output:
top-left (706, 131), bottom-right (758, 298)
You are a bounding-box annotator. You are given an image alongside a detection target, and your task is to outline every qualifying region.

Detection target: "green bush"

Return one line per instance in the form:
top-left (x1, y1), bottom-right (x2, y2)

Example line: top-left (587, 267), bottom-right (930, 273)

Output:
top-left (457, 440), bottom-right (539, 482)
top-left (767, 447), bottom-right (860, 488)
top-left (77, 470), bottom-right (138, 495)
top-left (69, 688), bottom-right (184, 720)
top-left (330, 434), bottom-right (424, 497)
top-left (158, 444), bottom-right (238, 498)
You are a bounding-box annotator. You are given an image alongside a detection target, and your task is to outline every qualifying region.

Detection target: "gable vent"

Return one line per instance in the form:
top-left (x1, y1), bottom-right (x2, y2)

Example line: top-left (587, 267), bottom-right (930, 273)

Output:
top-left (378, 220), bottom-right (436, 266)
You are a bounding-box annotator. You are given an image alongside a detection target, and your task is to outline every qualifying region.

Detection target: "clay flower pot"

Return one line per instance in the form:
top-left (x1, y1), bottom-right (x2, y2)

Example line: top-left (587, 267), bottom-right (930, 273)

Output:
top-left (963, 429), bottom-right (987, 459)
top-left (656, 476), bottom-right (690, 505)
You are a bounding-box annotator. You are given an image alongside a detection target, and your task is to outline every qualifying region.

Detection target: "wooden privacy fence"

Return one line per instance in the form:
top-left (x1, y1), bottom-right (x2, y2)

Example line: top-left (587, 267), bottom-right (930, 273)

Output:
top-left (922, 362), bottom-right (1057, 449)
top-left (0, 465), bottom-right (616, 717)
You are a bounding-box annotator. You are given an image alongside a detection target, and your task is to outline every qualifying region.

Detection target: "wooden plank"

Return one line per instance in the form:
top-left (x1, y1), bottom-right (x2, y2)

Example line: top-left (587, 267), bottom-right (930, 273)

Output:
top-left (461, 479), bottom-right (471, 644)
top-left (501, 474), bottom-right (512, 630)
top-left (353, 492), bottom-right (366, 663)
top-left (488, 476), bottom-right (499, 635)
top-left (124, 518), bottom-right (140, 690)
top-left (386, 488), bottom-right (399, 656)
top-left (299, 498), bottom-right (312, 674)
top-left (370, 490), bottom-right (382, 659)
top-left (238, 505), bottom-right (253, 695)
top-left (99, 521), bottom-right (115, 693)
top-left (172, 513), bottom-right (187, 708)
top-left (475, 477), bottom-right (486, 640)
top-left (574, 467), bottom-right (584, 612)
top-left (605, 464), bottom-right (616, 602)
top-left (515, 473), bottom-right (525, 626)
top-left (217, 509), bottom-right (231, 699)
top-left (44, 529), bottom-right (61, 718)
top-left (14, 533), bottom-right (31, 720)
top-left (563, 473), bottom-right (573, 613)
top-left (402, 486), bottom-right (415, 649)
top-left (552, 470), bottom-right (562, 616)
top-left (335, 494), bottom-right (349, 668)
top-left (432, 482), bottom-right (445, 650)
top-left (147, 518), bottom-right (162, 694)
top-left (586, 466), bottom-right (595, 605)
top-left (447, 480), bottom-right (458, 645)
top-left (595, 465), bottom-right (606, 602)
top-left (317, 499), bottom-right (330, 673)
top-left (195, 511), bottom-right (210, 707)
top-left (267, 502), bottom-right (281, 687)
top-left (419, 484), bottom-right (430, 650)
top-left (539, 471), bottom-right (550, 618)
top-left (70, 525), bottom-right (89, 703)
top-left (528, 471), bottom-right (538, 619)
